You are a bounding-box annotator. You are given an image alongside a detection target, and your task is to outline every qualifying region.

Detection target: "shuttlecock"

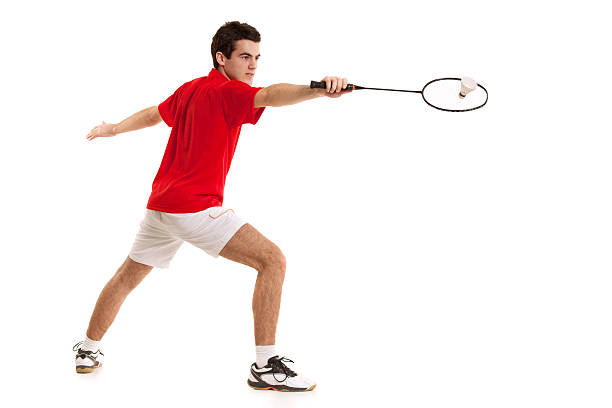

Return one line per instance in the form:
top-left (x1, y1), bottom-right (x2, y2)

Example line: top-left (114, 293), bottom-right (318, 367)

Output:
top-left (459, 77), bottom-right (477, 99)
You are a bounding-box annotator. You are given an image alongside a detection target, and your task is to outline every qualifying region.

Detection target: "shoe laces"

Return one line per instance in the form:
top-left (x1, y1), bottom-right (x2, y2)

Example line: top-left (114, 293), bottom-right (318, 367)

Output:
top-left (73, 341), bottom-right (91, 360)
top-left (72, 341), bottom-right (103, 357)
top-left (268, 356), bottom-right (297, 382)
top-left (73, 341), bottom-right (84, 352)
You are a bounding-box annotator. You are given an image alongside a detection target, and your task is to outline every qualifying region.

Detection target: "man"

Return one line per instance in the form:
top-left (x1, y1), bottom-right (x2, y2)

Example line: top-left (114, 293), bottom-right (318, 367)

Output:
top-left (74, 21), bottom-right (350, 392)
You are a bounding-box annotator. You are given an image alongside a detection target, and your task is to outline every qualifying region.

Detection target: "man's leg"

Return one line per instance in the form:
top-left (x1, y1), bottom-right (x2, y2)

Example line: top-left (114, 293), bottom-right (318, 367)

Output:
top-left (218, 224), bottom-right (286, 346)
top-left (219, 223), bottom-right (316, 391)
top-left (86, 256), bottom-right (153, 340)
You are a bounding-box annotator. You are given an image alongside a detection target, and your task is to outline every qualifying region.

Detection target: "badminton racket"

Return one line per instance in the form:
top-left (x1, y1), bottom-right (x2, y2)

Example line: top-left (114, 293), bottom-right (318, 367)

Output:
top-left (310, 77), bottom-right (488, 112)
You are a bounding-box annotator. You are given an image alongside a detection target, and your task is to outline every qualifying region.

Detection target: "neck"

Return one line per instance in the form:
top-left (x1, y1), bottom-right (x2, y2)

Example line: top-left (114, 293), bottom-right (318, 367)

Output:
top-left (217, 66), bottom-right (230, 80)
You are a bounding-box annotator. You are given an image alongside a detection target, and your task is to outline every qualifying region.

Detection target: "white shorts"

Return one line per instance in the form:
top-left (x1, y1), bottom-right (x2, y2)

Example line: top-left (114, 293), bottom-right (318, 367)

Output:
top-left (128, 206), bottom-right (246, 269)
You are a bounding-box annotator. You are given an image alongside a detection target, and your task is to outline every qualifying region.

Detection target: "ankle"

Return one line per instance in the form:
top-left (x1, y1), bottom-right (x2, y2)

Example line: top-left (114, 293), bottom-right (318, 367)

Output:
top-left (256, 345), bottom-right (276, 368)
top-left (81, 335), bottom-right (101, 352)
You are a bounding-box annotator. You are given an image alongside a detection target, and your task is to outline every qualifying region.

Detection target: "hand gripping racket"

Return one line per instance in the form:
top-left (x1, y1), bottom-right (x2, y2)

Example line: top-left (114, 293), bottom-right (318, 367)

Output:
top-left (310, 77), bottom-right (488, 112)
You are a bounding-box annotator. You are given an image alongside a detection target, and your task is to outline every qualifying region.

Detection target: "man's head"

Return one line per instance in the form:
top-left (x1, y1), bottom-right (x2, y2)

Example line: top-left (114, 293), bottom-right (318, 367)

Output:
top-left (211, 21), bottom-right (261, 85)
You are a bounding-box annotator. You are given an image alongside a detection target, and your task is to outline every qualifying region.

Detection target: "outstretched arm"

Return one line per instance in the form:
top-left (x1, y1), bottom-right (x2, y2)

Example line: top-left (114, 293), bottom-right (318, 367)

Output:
top-left (254, 76), bottom-right (351, 108)
top-left (86, 106), bottom-right (162, 141)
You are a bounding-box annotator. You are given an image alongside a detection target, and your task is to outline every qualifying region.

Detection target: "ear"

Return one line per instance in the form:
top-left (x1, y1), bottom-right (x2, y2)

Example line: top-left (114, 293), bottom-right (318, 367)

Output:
top-left (216, 51), bottom-right (227, 67)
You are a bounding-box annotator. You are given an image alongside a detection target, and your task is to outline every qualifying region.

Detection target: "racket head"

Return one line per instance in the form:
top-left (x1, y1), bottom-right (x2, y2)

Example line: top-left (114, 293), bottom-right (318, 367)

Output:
top-left (421, 77), bottom-right (488, 112)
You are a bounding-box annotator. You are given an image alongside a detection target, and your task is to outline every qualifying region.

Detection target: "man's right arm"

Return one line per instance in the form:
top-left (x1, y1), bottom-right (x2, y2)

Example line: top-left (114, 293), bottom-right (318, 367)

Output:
top-left (254, 76), bottom-right (350, 108)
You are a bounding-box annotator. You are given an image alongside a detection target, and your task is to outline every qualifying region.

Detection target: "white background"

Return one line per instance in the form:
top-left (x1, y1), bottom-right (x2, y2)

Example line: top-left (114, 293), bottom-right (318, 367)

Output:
top-left (1, 0), bottom-right (610, 407)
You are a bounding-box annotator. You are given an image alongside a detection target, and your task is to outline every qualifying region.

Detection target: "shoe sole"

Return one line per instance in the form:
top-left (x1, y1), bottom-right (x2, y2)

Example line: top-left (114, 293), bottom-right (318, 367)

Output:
top-left (76, 363), bottom-right (102, 374)
top-left (247, 381), bottom-right (316, 392)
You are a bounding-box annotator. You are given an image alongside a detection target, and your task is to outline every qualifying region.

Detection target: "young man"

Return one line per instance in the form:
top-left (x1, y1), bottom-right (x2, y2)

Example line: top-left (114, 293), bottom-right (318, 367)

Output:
top-left (74, 21), bottom-right (351, 392)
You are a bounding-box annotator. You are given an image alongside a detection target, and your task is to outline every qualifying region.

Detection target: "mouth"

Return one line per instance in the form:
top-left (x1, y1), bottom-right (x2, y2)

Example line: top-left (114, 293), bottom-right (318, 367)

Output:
top-left (246, 73), bottom-right (254, 79)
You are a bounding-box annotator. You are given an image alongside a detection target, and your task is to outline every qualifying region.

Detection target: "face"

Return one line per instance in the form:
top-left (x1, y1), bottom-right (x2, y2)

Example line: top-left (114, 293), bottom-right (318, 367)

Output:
top-left (216, 39), bottom-right (260, 85)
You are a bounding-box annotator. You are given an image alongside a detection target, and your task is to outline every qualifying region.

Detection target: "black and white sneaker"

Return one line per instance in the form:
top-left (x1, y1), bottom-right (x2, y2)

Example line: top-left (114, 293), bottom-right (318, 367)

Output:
top-left (248, 356), bottom-right (316, 392)
top-left (73, 341), bottom-right (104, 373)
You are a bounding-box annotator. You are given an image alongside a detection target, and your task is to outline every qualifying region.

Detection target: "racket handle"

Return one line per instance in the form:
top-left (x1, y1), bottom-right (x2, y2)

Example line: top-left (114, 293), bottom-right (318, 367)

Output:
top-left (310, 81), bottom-right (355, 91)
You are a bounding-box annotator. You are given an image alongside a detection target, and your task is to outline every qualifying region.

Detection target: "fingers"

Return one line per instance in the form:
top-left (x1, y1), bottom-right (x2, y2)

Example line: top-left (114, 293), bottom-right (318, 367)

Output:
top-left (86, 122), bottom-right (103, 141)
top-left (86, 127), bottom-right (97, 141)
top-left (323, 77), bottom-right (337, 93)
top-left (321, 76), bottom-right (349, 94)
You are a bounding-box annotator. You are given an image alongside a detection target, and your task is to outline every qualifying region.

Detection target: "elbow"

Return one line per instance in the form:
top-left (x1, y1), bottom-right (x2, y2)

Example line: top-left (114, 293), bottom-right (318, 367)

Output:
top-left (149, 106), bottom-right (163, 125)
top-left (254, 88), bottom-right (269, 108)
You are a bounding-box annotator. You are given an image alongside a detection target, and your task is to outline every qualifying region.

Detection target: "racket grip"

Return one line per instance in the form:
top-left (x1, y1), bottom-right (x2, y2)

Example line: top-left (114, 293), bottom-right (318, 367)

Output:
top-left (310, 81), bottom-right (355, 91)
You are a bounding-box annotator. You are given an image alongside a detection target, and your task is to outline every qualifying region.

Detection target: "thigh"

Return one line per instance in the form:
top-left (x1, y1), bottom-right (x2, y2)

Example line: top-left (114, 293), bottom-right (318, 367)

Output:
top-left (170, 207), bottom-right (247, 258)
top-left (129, 209), bottom-right (183, 269)
top-left (218, 223), bottom-right (284, 271)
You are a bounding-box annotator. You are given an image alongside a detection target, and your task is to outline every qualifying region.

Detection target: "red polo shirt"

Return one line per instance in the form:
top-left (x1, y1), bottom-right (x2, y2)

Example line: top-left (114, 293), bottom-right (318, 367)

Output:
top-left (147, 68), bottom-right (265, 213)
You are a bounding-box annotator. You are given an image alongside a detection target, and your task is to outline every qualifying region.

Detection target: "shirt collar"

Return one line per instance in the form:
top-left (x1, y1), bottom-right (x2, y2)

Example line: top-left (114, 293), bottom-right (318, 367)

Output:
top-left (208, 68), bottom-right (229, 83)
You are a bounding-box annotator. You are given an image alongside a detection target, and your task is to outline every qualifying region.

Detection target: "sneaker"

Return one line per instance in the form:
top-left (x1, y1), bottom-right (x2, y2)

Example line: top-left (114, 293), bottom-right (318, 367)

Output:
top-left (248, 355), bottom-right (316, 392)
top-left (73, 341), bottom-right (104, 373)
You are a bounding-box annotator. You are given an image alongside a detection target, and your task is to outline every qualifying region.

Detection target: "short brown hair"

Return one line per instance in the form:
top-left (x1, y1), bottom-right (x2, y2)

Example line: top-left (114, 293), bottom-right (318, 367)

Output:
top-left (211, 21), bottom-right (261, 69)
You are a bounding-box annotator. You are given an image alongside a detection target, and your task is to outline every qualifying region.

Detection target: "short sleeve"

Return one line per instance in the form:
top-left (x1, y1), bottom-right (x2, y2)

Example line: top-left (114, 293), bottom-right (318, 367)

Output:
top-left (158, 82), bottom-right (188, 127)
top-left (219, 81), bottom-right (266, 128)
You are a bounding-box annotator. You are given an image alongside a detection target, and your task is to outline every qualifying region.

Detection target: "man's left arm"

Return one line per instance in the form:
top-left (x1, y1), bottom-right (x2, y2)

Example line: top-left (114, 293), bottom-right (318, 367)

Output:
top-left (86, 106), bottom-right (162, 141)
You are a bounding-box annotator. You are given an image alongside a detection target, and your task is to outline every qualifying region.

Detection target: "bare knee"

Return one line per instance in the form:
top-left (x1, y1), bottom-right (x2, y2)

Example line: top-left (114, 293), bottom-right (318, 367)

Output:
top-left (259, 246), bottom-right (286, 278)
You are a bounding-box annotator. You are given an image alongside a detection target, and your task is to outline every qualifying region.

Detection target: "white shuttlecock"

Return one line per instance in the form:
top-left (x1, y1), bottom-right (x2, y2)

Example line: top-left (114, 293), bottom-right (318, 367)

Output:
top-left (459, 77), bottom-right (477, 99)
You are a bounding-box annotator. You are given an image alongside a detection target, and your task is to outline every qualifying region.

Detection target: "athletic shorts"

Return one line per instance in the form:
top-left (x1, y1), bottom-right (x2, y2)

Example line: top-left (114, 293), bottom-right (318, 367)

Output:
top-left (128, 206), bottom-right (246, 269)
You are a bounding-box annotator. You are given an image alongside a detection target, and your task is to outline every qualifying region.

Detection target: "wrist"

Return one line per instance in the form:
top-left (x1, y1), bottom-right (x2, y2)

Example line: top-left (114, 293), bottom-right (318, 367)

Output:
top-left (309, 86), bottom-right (324, 98)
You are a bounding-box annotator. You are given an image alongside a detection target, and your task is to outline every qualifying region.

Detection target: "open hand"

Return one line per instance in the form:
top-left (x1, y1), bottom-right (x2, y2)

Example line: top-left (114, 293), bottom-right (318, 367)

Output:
top-left (86, 121), bottom-right (117, 141)
top-left (318, 76), bottom-right (351, 98)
